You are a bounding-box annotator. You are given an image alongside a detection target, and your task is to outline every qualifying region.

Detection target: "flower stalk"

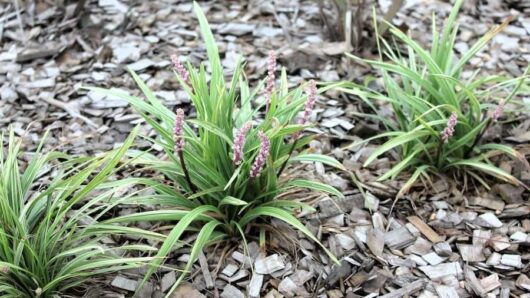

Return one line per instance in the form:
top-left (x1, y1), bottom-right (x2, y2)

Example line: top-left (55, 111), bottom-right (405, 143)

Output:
top-left (466, 100), bottom-right (505, 157)
top-left (278, 80), bottom-right (317, 177)
top-left (437, 111), bottom-right (458, 167)
top-left (265, 50), bottom-right (276, 114)
top-left (250, 131), bottom-right (270, 178)
top-left (492, 100), bottom-right (504, 122)
top-left (233, 122), bottom-right (252, 165)
top-left (441, 112), bottom-right (458, 143)
top-left (174, 108), bottom-right (196, 193)
top-left (171, 54), bottom-right (192, 89)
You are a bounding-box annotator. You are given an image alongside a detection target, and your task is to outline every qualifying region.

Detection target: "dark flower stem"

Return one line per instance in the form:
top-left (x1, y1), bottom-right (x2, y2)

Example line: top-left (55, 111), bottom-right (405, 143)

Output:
top-left (277, 138), bottom-right (298, 177)
top-left (465, 115), bottom-right (492, 158)
top-left (178, 151), bottom-right (196, 193)
top-left (435, 138), bottom-right (444, 169)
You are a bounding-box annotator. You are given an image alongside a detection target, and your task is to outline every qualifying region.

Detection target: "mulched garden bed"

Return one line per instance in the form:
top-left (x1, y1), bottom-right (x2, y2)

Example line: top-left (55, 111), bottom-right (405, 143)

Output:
top-left (1, 0), bottom-right (529, 297)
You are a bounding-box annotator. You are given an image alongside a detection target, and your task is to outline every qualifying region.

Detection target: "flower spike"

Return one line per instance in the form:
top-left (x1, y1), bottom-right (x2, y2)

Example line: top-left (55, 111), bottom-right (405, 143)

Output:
top-left (233, 122), bottom-right (252, 165)
top-left (293, 80), bottom-right (318, 139)
top-left (265, 50), bottom-right (276, 113)
top-left (492, 100), bottom-right (504, 122)
top-left (170, 54), bottom-right (192, 88)
top-left (250, 131), bottom-right (270, 178)
top-left (299, 80), bottom-right (317, 126)
top-left (174, 108), bottom-right (185, 152)
top-left (441, 112), bottom-right (458, 143)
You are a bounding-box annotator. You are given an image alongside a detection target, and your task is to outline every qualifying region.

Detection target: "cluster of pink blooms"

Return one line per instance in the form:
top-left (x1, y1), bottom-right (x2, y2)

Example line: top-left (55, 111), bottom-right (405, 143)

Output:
top-left (441, 112), bottom-right (458, 143)
top-left (232, 122), bottom-right (252, 165)
top-left (265, 50), bottom-right (276, 112)
top-left (250, 131), bottom-right (270, 178)
top-left (170, 54), bottom-right (192, 88)
top-left (492, 100), bottom-right (504, 122)
top-left (293, 80), bottom-right (317, 139)
top-left (174, 108), bottom-right (185, 152)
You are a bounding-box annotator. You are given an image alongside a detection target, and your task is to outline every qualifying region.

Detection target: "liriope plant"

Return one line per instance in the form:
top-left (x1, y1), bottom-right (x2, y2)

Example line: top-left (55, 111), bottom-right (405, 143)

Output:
top-left (339, 0), bottom-right (529, 196)
top-left (0, 128), bottom-right (156, 298)
top-left (88, 2), bottom-right (344, 296)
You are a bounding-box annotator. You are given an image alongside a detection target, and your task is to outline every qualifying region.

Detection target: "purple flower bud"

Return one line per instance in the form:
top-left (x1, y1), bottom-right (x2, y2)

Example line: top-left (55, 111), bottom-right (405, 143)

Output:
top-left (265, 50), bottom-right (276, 112)
top-left (174, 108), bottom-right (185, 152)
top-left (250, 131), bottom-right (270, 178)
top-left (441, 112), bottom-right (458, 143)
top-left (233, 122), bottom-right (252, 165)
top-left (294, 80), bottom-right (318, 139)
top-left (0, 266), bottom-right (9, 274)
top-left (170, 54), bottom-right (192, 88)
top-left (492, 100), bottom-right (504, 122)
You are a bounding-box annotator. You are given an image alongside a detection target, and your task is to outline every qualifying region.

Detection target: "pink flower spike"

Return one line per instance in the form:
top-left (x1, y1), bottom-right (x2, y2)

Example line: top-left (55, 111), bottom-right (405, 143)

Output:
top-left (492, 100), bottom-right (504, 122)
top-left (299, 80), bottom-right (317, 126)
top-left (170, 54), bottom-right (192, 88)
top-left (174, 108), bottom-right (185, 152)
top-left (294, 80), bottom-right (318, 139)
top-left (250, 131), bottom-right (270, 178)
top-left (265, 50), bottom-right (276, 112)
top-left (441, 112), bottom-right (458, 143)
top-left (233, 122), bottom-right (252, 165)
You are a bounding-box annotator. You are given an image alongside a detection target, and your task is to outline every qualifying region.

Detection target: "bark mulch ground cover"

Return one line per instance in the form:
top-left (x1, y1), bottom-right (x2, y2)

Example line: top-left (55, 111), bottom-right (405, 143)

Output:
top-left (1, 0), bottom-right (529, 297)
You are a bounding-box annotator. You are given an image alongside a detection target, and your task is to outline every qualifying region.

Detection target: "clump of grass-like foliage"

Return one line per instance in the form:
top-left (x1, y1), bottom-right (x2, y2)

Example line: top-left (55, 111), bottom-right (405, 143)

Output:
top-left (340, 0), bottom-right (529, 196)
top-left (89, 2), bottom-right (343, 295)
top-left (0, 129), bottom-right (153, 298)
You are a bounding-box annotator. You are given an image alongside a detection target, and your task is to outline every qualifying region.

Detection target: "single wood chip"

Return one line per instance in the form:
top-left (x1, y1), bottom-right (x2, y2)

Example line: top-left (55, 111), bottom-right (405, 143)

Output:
top-left (464, 266), bottom-right (486, 296)
top-left (350, 270), bottom-right (369, 287)
top-left (160, 271), bottom-right (176, 293)
top-left (384, 226), bottom-right (416, 249)
top-left (221, 284), bottom-right (245, 298)
top-left (434, 284), bottom-right (459, 298)
top-left (111, 276), bottom-right (138, 292)
top-left (475, 213), bottom-right (503, 228)
top-left (16, 46), bottom-right (63, 62)
top-left (457, 244), bottom-right (485, 262)
top-left (171, 283), bottom-right (206, 298)
top-left (419, 262), bottom-right (463, 280)
top-left (500, 254), bottom-right (522, 268)
top-left (516, 274), bottom-right (530, 291)
top-left (379, 280), bottom-right (424, 298)
top-left (198, 251), bottom-right (214, 289)
top-left (472, 229), bottom-right (492, 247)
top-left (469, 196), bottom-right (505, 211)
top-left (490, 234), bottom-right (511, 251)
top-left (366, 228), bottom-right (384, 257)
top-left (433, 242), bottom-right (452, 256)
top-left (486, 252), bottom-right (502, 266)
top-left (499, 288), bottom-right (510, 298)
top-left (221, 263), bottom-right (239, 277)
top-left (248, 273), bottom-right (263, 298)
top-left (254, 254), bottom-right (285, 275)
top-left (407, 215), bottom-right (444, 243)
top-left (422, 252), bottom-right (446, 265)
top-left (480, 274), bottom-right (501, 293)
top-left (405, 237), bottom-right (432, 255)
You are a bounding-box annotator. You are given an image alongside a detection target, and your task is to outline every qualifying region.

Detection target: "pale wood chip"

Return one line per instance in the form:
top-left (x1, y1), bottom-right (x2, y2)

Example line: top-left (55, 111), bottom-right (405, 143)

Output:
top-left (384, 226), bottom-right (416, 249)
top-left (457, 244), bottom-right (485, 262)
top-left (366, 228), bottom-right (384, 257)
top-left (379, 280), bottom-right (424, 298)
top-left (198, 251), bottom-right (214, 289)
top-left (480, 273), bottom-right (501, 293)
top-left (464, 266), bottom-right (486, 296)
top-left (407, 215), bottom-right (444, 243)
top-left (434, 284), bottom-right (459, 298)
